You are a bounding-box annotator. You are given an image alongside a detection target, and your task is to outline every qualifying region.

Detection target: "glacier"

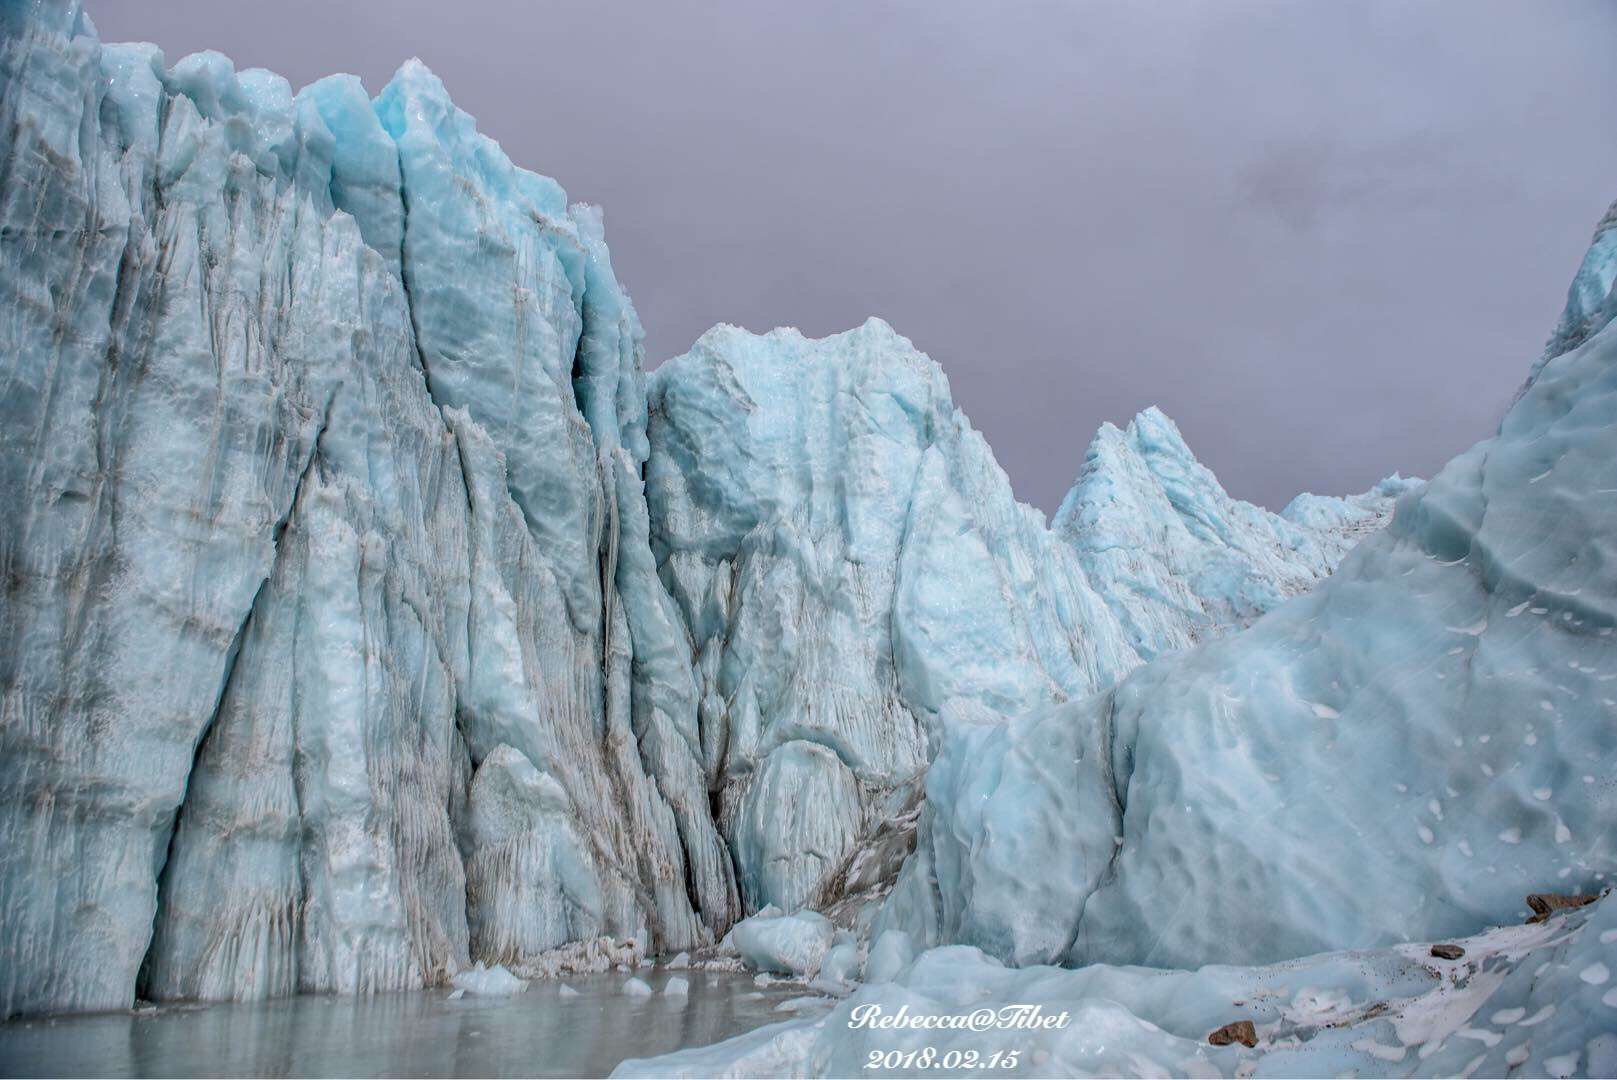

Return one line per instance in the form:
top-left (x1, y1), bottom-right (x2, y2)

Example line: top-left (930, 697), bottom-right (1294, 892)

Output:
top-left (2, 0), bottom-right (1169, 1017)
top-left (0, 0), bottom-right (721, 1017)
top-left (5, 1), bottom-right (1617, 1074)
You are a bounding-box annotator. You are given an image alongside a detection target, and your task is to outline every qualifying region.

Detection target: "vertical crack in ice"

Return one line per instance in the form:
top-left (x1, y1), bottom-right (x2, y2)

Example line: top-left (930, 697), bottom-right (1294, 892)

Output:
top-left (1062, 686), bottom-right (1125, 962)
top-left (141, 392), bottom-right (334, 989)
top-left (599, 458), bottom-right (619, 671)
top-left (392, 173), bottom-right (429, 386)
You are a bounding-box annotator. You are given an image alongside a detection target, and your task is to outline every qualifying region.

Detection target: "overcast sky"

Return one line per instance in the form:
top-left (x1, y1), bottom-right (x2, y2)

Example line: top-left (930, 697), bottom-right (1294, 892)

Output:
top-left (90, 1), bottom-right (1617, 512)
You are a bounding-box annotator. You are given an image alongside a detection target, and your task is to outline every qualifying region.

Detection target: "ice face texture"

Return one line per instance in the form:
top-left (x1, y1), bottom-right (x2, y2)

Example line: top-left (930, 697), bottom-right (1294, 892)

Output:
top-left (0, 0), bottom-right (1589, 1048)
top-left (877, 200), bottom-right (1617, 972)
top-left (0, 1), bottom-right (721, 1017)
top-left (1532, 198), bottom-right (1617, 385)
top-left (1055, 407), bottom-right (1420, 660)
top-left (640, 324), bottom-right (1409, 921)
top-left (644, 321), bottom-right (1143, 915)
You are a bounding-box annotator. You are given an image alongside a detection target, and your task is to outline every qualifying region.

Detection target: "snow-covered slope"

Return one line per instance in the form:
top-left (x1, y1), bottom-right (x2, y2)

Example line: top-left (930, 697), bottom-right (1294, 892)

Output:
top-left (0, 1), bottom-right (725, 1017)
top-left (876, 198), bottom-right (1617, 973)
top-left (1054, 406), bottom-right (1419, 660)
top-left (645, 321), bottom-right (1141, 915)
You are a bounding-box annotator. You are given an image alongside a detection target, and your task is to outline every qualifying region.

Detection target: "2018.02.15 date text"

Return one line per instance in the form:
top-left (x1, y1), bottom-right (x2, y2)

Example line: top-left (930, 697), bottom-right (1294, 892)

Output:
top-left (863, 1048), bottom-right (1021, 1071)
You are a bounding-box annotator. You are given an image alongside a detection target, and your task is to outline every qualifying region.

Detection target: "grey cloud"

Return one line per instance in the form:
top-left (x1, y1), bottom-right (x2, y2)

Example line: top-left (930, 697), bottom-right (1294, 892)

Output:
top-left (87, 0), bottom-right (1617, 512)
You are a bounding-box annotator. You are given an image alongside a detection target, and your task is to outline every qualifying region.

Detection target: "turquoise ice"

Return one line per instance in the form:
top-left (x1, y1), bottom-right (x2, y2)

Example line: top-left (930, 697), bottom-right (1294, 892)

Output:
top-left (877, 200), bottom-right (1617, 971)
top-left (5, 8), bottom-right (1611, 1076)
top-left (0, 0), bottom-right (719, 1016)
top-left (625, 198), bottom-right (1617, 1078)
top-left (1056, 405), bottom-right (1418, 660)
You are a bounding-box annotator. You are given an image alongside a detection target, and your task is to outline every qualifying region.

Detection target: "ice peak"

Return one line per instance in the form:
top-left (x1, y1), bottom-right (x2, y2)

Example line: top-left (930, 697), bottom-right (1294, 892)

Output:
top-left (666, 319), bottom-right (932, 390)
top-left (1128, 403), bottom-right (1177, 433)
top-left (1069, 408), bottom-right (1201, 490)
top-left (1533, 194), bottom-right (1617, 380)
top-left (164, 50), bottom-right (241, 117)
top-left (385, 55), bottom-right (447, 97)
top-left (853, 314), bottom-right (902, 339)
top-left (374, 57), bottom-right (457, 137)
top-left (1054, 404), bottom-right (1412, 658)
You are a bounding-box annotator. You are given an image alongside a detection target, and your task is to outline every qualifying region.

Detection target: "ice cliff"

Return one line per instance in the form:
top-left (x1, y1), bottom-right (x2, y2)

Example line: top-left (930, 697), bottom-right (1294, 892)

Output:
top-left (644, 320), bottom-right (1145, 916)
top-left (0, 0), bottom-right (724, 1017)
top-left (1054, 405), bottom-right (1419, 659)
top-left (0, 0), bottom-right (1150, 1016)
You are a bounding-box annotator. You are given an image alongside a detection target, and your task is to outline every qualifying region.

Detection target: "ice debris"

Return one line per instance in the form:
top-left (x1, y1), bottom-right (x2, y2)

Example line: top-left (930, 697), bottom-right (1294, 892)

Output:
top-left (450, 964), bottom-right (528, 997)
top-left (617, 892), bottom-right (1617, 1078)
top-left (730, 910), bottom-right (837, 978)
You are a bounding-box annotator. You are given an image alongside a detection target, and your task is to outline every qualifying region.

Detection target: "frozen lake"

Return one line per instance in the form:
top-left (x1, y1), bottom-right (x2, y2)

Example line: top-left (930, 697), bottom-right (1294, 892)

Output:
top-left (0, 970), bottom-right (823, 1078)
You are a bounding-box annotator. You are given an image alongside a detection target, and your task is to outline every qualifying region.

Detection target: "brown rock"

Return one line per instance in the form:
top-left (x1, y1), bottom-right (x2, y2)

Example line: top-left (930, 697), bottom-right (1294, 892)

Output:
top-left (1208, 1020), bottom-right (1258, 1048)
top-left (1526, 892), bottom-right (1598, 924)
top-left (1430, 943), bottom-right (1465, 960)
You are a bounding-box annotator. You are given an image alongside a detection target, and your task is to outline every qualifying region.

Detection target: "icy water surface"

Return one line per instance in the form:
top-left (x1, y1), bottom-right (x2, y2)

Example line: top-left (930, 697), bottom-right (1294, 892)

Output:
top-left (0, 970), bottom-right (825, 1078)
